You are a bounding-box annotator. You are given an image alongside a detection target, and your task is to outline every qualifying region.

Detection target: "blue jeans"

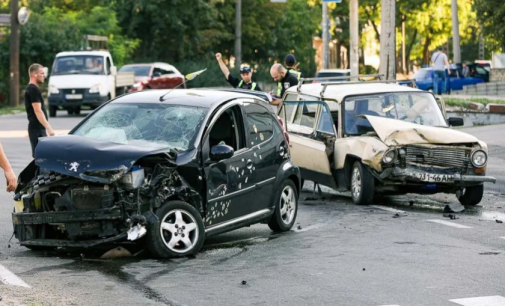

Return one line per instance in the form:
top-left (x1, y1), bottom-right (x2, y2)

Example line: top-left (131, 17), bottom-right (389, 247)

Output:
top-left (433, 70), bottom-right (446, 94)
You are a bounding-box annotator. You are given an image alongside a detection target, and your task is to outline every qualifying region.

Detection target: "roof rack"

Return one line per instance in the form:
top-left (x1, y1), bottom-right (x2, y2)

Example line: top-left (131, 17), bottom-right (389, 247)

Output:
top-left (297, 74), bottom-right (383, 93)
top-left (309, 78), bottom-right (418, 98)
top-left (199, 87), bottom-right (272, 102)
top-left (81, 35), bottom-right (109, 51)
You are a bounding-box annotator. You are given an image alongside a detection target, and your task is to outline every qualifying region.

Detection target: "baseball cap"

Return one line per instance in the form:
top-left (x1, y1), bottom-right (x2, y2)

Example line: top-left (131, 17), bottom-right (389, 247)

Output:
top-left (240, 64), bottom-right (252, 73)
top-left (284, 54), bottom-right (296, 66)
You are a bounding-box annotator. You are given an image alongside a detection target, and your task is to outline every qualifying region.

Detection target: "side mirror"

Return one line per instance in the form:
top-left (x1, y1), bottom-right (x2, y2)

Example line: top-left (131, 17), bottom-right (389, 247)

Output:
top-left (110, 66), bottom-right (117, 76)
top-left (210, 144), bottom-right (234, 162)
top-left (448, 117), bottom-right (464, 127)
top-left (43, 67), bottom-right (49, 76)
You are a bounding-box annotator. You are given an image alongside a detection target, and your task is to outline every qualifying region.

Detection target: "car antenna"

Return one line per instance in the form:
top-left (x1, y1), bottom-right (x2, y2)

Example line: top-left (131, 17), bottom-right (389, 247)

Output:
top-left (159, 68), bottom-right (207, 102)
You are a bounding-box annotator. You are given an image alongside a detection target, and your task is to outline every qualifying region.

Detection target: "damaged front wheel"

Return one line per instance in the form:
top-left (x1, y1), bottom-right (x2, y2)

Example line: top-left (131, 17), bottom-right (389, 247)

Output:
top-left (146, 201), bottom-right (205, 258)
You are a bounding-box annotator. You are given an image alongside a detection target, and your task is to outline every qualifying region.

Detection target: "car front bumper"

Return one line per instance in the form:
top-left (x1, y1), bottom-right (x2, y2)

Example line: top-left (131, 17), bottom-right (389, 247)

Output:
top-left (380, 166), bottom-right (496, 186)
top-left (49, 90), bottom-right (108, 108)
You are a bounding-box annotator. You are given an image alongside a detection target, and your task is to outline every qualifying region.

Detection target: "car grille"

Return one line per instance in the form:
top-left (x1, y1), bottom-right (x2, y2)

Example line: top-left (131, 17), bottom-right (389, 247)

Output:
top-left (405, 145), bottom-right (471, 169)
top-left (62, 89), bottom-right (86, 95)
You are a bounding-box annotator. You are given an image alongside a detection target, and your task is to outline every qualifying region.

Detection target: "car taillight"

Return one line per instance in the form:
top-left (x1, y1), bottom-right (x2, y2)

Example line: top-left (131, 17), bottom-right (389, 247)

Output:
top-left (277, 116), bottom-right (290, 144)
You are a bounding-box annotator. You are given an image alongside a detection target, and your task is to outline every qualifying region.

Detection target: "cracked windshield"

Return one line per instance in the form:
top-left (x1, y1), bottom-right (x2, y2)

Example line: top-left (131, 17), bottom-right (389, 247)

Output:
top-left (73, 103), bottom-right (207, 151)
top-left (345, 92), bottom-right (447, 134)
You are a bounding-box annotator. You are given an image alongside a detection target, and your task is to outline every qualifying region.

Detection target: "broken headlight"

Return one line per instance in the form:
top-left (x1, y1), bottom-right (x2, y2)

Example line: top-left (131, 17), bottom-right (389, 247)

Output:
top-left (382, 149), bottom-right (397, 164)
top-left (470, 150), bottom-right (487, 168)
top-left (81, 169), bottom-right (126, 183)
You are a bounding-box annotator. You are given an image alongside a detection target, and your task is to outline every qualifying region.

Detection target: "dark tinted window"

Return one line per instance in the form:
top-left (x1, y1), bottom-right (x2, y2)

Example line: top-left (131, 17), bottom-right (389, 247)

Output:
top-left (118, 65), bottom-right (151, 76)
top-left (244, 103), bottom-right (274, 146)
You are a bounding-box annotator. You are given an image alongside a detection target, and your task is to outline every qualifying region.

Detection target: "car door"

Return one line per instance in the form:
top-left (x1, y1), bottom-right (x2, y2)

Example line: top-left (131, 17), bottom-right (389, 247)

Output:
top-left (202, 101), bottom-right (258, 228)
top-left (150, 67), bottom-right (164, 89)
top-left (242, 100), bottom-right (280, 212)
top-left (160, 65), bottom-right (183, 89)
top-left (279, 100), bottom-right (337, 189)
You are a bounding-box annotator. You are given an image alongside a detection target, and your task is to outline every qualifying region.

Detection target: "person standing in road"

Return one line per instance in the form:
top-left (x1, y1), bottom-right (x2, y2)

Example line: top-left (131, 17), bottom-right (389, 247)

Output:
top-left (25, 64), bottom-right (55, 158)
top-left (284, 54), bottom-right (303, 81)
top-left (269, 63), bottom-right (299, 105)
top-left (462, 62), bottom-right (470, 77)
top-left (215, 53), bottom-right (262, 91)
top-left (430, 46), bottom-right (450, 94)
top-left (0, 140), bottom-right (17, 192)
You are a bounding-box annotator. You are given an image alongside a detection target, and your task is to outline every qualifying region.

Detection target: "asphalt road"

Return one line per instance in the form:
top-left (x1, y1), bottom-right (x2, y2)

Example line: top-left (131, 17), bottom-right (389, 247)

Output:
top-left (0, 112), bottom-right (504, 306)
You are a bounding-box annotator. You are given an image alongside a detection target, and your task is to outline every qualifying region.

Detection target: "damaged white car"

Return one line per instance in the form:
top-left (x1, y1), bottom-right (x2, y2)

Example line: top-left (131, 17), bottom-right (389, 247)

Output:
top-left (12, 88), bottom-right (301, 258)
top-left (278, 80), bottom-right (496, 206)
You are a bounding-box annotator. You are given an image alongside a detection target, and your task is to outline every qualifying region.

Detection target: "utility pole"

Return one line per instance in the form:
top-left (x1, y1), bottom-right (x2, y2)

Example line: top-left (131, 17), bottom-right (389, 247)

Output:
top-left (322, 2), bottom-right (329, 69)
top-left (451, 0), bottom-right (461, 63)
top-left (402, 16), bottom-right (406, 75)
top-left (235, 0), bottom-right (242, 68)
top-left (478, 23), bottom-right (485, 60)
top-left (9, 0), bottom-right (20, 107)
top-left (379, 0), bottom-right (396, 80)
top-left (349, 0), bottom-right (359, 78)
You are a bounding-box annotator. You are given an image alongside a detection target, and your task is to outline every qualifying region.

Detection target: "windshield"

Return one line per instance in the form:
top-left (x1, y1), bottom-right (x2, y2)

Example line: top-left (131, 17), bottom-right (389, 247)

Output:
top-left (119, 65), bottom-right (151, 77)
top-left (413, 69), bottom-right (430, 80)
top-left (52, 56), bottom-right (105, 75)
top-left (73, 103), bottom-right (208, 151)
top-left (344, 92), bottom-right (447, 135)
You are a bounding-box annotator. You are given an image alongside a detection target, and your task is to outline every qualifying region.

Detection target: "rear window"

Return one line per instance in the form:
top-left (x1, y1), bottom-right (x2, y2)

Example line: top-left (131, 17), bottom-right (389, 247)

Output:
top-left (244, 103), bottom-right (275, 146)
top-left (119, 65), bottom-right (151, 77)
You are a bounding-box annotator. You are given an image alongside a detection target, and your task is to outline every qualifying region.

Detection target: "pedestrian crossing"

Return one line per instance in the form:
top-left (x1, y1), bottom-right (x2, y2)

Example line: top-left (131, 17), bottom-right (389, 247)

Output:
top-left (379, 295), bottom-right (505, 306)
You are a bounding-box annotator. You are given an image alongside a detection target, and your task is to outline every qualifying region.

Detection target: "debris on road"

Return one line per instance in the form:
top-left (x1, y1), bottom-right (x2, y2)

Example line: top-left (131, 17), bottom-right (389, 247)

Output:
top-left (443, 213), bottom-right (459, 220)
top-left (409, 201), bottom-right (414, 206)
top-left (362, 268), bottom-right (366, 271)
top-left (100, 246), bottom-right (132, 259)
top-left (496, 220), bottom-right (503, 224)
top-left (392, 212), bottom-right (408, 218)
top-left (297, 226), bottom-right (302, 230)
top-left (241, 280), bottom-right (247, 285)
top-left (444, 203), bottom-right (465, 213)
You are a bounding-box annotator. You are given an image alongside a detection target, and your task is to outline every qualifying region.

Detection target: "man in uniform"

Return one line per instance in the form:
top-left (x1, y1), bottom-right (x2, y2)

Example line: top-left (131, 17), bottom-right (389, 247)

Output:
top-left (284, 54), bottom-right (303, 80)
top-left (269, 63), bottom-right (299, 106)
top-left (215, 53), bottom-right (261, 91)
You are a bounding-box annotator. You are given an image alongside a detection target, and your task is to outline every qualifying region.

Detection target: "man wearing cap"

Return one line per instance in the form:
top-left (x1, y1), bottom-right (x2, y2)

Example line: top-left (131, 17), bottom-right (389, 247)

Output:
top-left (215, 53), bottom-right (261, 91)
top-left (284, 54), bottom-right (303, 81)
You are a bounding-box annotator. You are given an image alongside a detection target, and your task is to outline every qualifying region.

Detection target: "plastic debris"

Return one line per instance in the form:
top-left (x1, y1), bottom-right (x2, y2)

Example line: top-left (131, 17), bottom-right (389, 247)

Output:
top-left (100, 246), bottom-right (132, 259)
top-left (444, 203), bottom-right (465, 213)
top-left (127, 224), bottom-right (147, 241)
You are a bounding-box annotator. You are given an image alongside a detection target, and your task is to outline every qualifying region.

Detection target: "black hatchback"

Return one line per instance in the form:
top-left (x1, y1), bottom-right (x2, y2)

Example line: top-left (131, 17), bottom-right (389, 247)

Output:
top-left (12, 89), bottom-right (301, 258)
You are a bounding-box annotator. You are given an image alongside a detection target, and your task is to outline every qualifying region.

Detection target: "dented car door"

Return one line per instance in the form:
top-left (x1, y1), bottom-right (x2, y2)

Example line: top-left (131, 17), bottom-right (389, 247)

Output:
top-left (280, 101), bottom-right (337, 189)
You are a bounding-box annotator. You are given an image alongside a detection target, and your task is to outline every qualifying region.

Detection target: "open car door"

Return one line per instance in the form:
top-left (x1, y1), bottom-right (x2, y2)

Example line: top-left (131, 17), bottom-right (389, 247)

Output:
top-left (278, 101), bottom-right (337, 189)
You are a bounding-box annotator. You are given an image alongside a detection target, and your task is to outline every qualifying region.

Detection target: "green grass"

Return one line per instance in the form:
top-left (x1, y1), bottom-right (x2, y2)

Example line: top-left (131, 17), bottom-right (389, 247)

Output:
top-left (444, 97), bottom-right (505, 109)
top-left (0, 105), bottom-right (25, 115)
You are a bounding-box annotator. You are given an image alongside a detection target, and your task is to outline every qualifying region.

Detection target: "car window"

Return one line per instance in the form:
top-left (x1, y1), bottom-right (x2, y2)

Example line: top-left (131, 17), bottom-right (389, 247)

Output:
top-left (293, 102), bottom-right (317, 129)
top-left (244, 103), bottom-right (275, 146)
top-left (118, 65), bottom-right (151, 76)
top-left (209, 105), bottom-right (246, 151)
top-left (73, 103), bottom-right (207, 151)
top-left (106, 57), bottom-right (112, 75)
top-left (284, 93), bottom-right (298, 101)
top-left (413, 69), bottom-right (430, 80)
top-left (475, 67), bottom-right (486, 74)
top-left (317, 104), bottom-right (335, 135)
top-left (153, 67), bottom-right (163, 76)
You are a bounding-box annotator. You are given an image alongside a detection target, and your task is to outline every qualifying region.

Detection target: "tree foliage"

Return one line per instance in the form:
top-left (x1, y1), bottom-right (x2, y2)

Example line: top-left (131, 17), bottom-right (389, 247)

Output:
top-left (474, 0), bottom-right (505, 52)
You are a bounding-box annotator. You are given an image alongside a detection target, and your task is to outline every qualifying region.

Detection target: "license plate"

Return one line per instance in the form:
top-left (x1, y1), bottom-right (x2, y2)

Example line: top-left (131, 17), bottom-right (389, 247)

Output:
top-left (413, 173), bottom-right (454, 183)
top-left (65, 94), bottom-right (82, 100)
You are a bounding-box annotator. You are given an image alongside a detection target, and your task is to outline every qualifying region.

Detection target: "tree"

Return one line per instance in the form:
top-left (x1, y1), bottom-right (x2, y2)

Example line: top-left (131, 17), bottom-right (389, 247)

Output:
top-left (474, 0), bottom-right (505, 52)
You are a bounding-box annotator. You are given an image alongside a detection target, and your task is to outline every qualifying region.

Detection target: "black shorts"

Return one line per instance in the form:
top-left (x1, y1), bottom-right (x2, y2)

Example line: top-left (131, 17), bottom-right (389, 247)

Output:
top-left (28, 129), bottom-right (47, 158)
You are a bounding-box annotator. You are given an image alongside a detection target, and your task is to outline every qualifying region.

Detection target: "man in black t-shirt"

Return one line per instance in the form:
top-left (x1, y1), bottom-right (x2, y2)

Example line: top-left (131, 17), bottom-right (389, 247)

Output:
top-left (25, 64), bottom-right (55, 158)
top-left (215, 53), bottom-right (262, 91)
top-left (269, 64), bottom-right (299, 106)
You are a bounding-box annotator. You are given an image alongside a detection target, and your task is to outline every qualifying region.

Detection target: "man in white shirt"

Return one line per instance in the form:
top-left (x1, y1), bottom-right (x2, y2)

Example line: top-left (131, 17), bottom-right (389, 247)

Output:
top-left (431, 46), bottom-right (451, 94)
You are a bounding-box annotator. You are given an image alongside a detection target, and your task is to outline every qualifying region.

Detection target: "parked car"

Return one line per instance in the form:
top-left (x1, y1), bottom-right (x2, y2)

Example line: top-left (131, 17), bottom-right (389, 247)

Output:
top-left (277, 81), bottom-right (496, 206)
top-left (12, 88), bottom-right (300, 258)
top-left (313, 69), bottom-right (351, 83)
top-left (402, 67), bottom-right (484, 94)
top-left (119, 63), bottom-right (185, 92)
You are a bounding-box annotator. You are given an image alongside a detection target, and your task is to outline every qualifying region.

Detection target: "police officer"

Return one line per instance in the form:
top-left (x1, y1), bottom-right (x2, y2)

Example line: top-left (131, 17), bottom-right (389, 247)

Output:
top-left (284, 54), bottom-right (303, 81)
top-left (215, 53), bottom-right (262, 91)
top-left (269, 63), bottom-right (299, 105)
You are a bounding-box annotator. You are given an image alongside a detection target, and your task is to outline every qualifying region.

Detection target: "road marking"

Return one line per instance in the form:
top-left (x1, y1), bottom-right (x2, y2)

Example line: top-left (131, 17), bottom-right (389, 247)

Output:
top-left (450, 295), bottom-right (505, 305)
top-left (0, 130), bottom-right (69, 138)
top-left (427, 219), bottom-right (472, 229)
top-left (370, 205), bottom-right (406, 214)
top-left (0, 264), bottom-right (31, 288)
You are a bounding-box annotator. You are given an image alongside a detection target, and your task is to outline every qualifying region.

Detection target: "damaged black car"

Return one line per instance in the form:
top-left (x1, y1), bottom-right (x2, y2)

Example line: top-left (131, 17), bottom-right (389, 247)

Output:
top-left (12, 89), bottom-right (301, 258)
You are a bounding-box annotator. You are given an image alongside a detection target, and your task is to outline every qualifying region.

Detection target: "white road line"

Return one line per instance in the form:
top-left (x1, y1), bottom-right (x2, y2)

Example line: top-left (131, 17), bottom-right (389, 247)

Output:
top-left (370, 205), bottom-right (406, 214)
top-left (450, 295), bottom-right (505, 306)
top-left (427, 219), bottom-right (473, 229)
top-left (0, 264), bottom-right (31, 288)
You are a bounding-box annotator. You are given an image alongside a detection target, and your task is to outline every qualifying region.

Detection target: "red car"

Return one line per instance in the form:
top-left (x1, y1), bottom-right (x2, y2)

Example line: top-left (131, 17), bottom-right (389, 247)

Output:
top-left (119, 62), bottom-right (185, 92)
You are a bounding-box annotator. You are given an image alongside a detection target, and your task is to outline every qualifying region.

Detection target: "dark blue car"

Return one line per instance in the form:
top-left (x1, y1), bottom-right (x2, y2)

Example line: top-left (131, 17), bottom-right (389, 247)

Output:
top-left (401, 67), bottom-right (484, 94)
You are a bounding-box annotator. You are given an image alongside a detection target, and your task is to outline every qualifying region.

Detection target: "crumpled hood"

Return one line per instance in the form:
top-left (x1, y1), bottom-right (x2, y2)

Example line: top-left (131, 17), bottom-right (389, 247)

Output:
top-left (364, 115), bottom-right (479, 146)
top-left (34, 135), bottom-right (173, 182)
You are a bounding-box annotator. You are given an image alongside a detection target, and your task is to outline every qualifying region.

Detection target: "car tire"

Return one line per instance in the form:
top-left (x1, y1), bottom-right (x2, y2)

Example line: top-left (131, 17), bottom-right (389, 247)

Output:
top-left (49, 106), bottom-right (57, 117)
top-left (67, 109), bottom-right (74, 115)
top-left (268, 180), bottom-right (298, 232)
top-left (146, 200), bottom-right (205, 258)
top-left (74, 107), bottom-right (81, 115)
top-left (457, 185), bottom-right (484, 206)
top-left (350, 161), bottom-right (375, 205)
